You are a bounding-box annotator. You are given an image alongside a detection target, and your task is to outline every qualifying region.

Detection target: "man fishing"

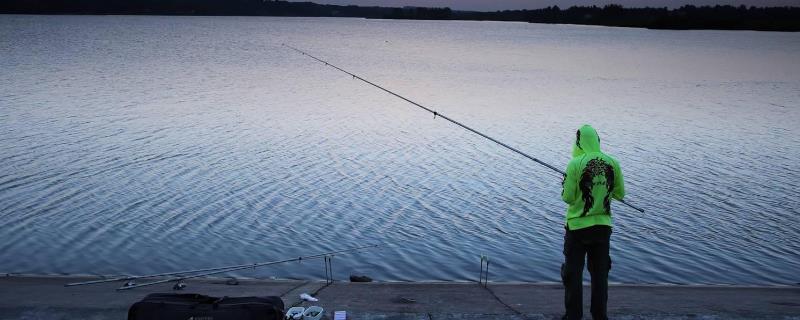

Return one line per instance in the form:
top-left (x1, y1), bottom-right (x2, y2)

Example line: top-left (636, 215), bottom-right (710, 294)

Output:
top-left (560, 124), bottom-right (625, 320)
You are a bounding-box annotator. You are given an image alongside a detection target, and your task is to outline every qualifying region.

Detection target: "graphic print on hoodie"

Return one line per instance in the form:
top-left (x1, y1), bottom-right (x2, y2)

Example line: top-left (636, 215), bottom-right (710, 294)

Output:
top-left (561, 125), bottom-right (625, 230)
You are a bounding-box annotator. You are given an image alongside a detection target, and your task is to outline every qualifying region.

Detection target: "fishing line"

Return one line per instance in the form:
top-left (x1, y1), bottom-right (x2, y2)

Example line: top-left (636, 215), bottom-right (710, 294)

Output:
top-left (283, 44), bottom-right (644, 213)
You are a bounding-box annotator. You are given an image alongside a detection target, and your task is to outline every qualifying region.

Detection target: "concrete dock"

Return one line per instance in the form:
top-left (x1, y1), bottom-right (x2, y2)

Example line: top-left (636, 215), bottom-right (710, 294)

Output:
top-left (1, 275), bottom-right (798, 319)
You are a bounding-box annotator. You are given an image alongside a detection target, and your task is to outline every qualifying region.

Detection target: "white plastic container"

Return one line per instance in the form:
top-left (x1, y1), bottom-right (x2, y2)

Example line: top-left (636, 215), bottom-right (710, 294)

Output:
top-left (286, 307), bottom-right (305, 320)
top-left (334, 310), bottom-right (347, 320)
top-left (303, 306), bottom-right (324, 320)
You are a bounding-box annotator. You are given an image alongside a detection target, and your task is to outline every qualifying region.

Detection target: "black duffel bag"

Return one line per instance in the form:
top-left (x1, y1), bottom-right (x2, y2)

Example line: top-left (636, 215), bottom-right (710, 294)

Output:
top-left (128, 293), bottom-right (284, 320)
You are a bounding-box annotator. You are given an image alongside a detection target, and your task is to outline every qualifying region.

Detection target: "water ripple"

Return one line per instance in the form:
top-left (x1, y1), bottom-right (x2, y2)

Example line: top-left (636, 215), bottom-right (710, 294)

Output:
top-left (1, 15), bottom-right (799, 284)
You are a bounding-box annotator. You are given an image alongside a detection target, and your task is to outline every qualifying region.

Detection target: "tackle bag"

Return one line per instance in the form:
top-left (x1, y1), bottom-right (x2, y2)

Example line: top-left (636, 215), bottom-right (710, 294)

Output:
top-left (127, 293), bottom-right (284, 320)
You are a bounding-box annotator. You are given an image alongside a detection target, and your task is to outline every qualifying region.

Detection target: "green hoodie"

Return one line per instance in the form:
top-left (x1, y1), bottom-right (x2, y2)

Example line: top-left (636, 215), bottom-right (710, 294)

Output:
top-left (561, 125), bottom-right (625, 230)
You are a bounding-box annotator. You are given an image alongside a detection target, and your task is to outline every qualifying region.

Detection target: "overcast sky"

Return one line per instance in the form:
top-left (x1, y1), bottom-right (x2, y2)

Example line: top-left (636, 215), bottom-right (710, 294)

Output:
top-left (290, 0), bottom-right (800, 11)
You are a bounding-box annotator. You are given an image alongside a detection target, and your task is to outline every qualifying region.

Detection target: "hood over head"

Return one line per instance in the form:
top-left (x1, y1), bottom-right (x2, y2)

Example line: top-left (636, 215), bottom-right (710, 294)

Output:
top-left (572, 124), bottom-right (601, 157)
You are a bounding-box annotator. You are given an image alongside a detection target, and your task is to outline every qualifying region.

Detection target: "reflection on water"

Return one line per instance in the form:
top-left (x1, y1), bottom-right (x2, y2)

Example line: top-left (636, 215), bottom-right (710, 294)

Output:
top-left (1, 15), bottom-right (799, 284)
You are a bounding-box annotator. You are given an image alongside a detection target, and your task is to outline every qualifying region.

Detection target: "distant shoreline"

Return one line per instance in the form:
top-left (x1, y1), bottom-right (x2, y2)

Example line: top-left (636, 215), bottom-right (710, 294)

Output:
top-left (2, 13), bottom-right (797, 33)
top-left (2, 1), bottom-right (799, 32)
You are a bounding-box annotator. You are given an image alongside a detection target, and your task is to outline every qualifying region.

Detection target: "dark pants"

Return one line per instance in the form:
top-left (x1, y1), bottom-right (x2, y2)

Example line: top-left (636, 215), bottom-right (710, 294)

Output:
top-left (561, 225), bottom-right (612, 320)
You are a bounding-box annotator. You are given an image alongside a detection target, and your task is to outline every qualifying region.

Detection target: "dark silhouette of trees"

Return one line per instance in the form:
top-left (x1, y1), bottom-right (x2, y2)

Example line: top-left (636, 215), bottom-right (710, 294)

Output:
top-left (456, 4), bottom-right (800, 31)
top-left (1, 1), bottom-right (798, 31)
top-left (384, 7), bottom-right (452, 20)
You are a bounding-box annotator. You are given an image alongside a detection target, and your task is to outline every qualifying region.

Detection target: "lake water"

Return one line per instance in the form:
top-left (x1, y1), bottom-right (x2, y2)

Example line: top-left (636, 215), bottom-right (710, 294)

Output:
top-left (1, 15), bottom-right (799, 285)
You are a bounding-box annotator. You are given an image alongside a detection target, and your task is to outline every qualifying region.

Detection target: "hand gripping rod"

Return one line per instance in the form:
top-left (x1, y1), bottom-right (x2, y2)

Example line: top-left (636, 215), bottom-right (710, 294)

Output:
top-left (283, 44), bottom-right (644, 213)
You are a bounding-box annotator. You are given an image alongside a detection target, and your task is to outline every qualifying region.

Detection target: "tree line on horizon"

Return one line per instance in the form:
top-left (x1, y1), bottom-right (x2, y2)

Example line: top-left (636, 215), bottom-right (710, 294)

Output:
top-left (2, 0), bottom-right (799, 31)
top-left (471, 4), bottom-right (800, 31)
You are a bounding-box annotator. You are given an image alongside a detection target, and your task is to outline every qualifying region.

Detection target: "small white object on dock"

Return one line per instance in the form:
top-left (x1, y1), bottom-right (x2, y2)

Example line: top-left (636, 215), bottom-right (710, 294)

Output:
top-left (334, 311), bottom-right (346, 320)
top-left (299, 293), bottom-right (318, 302)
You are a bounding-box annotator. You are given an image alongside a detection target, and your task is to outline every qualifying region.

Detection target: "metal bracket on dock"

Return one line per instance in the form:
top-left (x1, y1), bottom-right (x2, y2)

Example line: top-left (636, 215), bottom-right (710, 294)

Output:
top-left (479, 255), bottom-right (490, 287)
top-left (324, 255), bottom-right (334, 285)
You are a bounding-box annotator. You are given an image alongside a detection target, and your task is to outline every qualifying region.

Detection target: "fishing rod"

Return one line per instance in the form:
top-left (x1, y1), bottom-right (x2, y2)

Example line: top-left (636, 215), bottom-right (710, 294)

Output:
top-left (65, 265), bottom-right (239, 287)
top-left (283, 44), bottom-right (645, 213)
top-left (116, 244), bottom-right (379, 290)
top-left (66, 244), bottom-right (379, 288)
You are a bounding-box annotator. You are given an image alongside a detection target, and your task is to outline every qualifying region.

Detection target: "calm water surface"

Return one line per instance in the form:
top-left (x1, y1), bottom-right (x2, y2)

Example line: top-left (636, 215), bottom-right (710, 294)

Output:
top-left (1, 15), bottom-right (799, 285)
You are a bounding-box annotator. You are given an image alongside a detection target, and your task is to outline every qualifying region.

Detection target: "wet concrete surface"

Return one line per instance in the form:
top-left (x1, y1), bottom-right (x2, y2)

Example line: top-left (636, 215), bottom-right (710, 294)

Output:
top-left (0, 275), bottom-right (798, 319)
